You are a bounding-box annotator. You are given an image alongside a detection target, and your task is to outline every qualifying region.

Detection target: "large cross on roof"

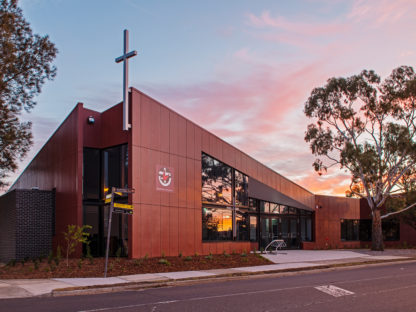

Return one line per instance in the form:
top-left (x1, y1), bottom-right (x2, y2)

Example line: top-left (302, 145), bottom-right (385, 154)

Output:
top-left (115, 29), bottom-right (137, 131)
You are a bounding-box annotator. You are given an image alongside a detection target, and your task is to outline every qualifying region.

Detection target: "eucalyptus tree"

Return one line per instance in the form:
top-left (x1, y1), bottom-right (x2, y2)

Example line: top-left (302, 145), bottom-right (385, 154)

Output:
top-left (304, 66), bottom-right (416, 250)
top-left (0, 0), bottom-right (57, 186)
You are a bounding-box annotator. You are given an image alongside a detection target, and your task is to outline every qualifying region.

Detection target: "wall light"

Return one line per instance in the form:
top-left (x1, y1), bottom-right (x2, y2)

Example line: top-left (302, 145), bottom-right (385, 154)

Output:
top-left (87, 116), bottom-right (95, 125)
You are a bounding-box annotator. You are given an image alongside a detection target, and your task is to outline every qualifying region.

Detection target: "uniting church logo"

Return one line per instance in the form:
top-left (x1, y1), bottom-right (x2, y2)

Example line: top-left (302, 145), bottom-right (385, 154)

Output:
top-left (156, 166), bottom-right (174, 192)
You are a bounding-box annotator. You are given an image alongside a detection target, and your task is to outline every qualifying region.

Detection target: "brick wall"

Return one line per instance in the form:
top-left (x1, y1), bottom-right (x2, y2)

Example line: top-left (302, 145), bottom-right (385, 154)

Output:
top-left (0, 189), bottom-right (54, 262)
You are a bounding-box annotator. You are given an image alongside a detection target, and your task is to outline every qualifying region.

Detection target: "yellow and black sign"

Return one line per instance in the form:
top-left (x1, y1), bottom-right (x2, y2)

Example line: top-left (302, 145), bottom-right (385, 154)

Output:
top-left (114, 203), bottom-right (133, 210)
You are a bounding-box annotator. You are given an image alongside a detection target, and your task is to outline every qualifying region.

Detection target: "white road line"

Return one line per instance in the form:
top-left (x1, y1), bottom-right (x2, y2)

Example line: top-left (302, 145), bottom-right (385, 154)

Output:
top-left (315, 285), bottom-right (355, 297)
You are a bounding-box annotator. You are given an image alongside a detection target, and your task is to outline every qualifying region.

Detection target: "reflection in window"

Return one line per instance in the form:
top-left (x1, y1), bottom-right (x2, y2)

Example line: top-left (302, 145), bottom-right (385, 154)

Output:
top-left (202, 154), bottom-right (232, 205)
top-left (236, 209), bottom-right (249, 241)
top-left (270, 203), bottom-right (280, 214)
top-left (235, 170), bottom-right (248, 206)
top-left (202, 206), bottom-right (232, 240)
top-left (250, 216), bottom-right (257, 242)
top-left (103, 145), bottom-right (128, 197)
top-left (359, 220), bottom-right (372, 241)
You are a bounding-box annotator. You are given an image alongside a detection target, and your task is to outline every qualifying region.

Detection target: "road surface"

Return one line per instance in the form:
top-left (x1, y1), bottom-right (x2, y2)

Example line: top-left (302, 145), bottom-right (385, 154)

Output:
top-left (3, 261), bottom-right (416, 312)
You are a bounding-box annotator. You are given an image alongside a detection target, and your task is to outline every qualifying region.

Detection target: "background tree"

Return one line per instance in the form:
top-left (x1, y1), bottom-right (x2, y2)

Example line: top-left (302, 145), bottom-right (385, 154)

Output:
top-left (304, 65), bottom-right (416, 251)
top-left (0, 0), bottom-right (57, 187)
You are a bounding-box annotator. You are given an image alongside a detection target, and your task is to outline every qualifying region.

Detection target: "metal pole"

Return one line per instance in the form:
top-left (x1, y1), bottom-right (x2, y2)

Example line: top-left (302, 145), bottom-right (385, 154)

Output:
top-left (104, 187), bottom-right (115, 278)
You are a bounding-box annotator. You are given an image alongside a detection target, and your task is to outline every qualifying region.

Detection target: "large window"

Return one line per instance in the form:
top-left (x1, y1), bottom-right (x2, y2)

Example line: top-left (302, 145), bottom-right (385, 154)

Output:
top-left (202, 154), bottom-right (232, 205)
top-left (202, 206), bottom-right (233, 240)
top-left (341, 219), bottom-right (400, 241)
top-left (202, 153), bottom-right (251, 241)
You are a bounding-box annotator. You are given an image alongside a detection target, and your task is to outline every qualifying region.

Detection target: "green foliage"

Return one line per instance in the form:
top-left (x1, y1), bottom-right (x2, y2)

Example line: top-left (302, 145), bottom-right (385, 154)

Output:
top-left (158, 258), bottom-right (170, 265)
top-left (77, 259), bottom-right (83, 269)
top-left (194, 252), bottom-right (199, 257)
top-left (133, 259), bottom-right (141, 266)
top-left (62, 224), bottom-right (91, 267)
top-left (115, 247), bottom-right (122, 259)
top-left (7, 259), bottom-right (16, 267)
top-left (178, 251), bottom-right (182, 258)
top-left (205, 253), bottom-right (213, 260)
top-left (0, 0), bottom-right (57, 186)
top-left (86, 245), bottom-right (94, 264)
top-left (304, 66), bottom-right (416, 251)
top-left (241, 250), bottom-right (247, 257)
top-left (33, 259), bottom-right (39, 270)
top-left (144, 254), bottom-right (148, 260)
top-left (184, 256), bottom-right (192, 261)
top-left (47, 250), bottom-right (53, 264)
top-left (56, 245), bottom-right (62, 261)
top-left (161, 251), bottom-right (165, 258)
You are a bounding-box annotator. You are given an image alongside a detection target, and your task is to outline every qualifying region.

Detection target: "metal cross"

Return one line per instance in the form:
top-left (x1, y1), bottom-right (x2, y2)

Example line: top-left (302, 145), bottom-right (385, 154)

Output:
top-left (115, 29), bottom-right (137, 131)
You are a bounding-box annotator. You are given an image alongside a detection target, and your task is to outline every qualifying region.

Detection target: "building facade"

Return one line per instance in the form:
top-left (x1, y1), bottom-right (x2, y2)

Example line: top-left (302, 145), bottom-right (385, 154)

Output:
top-left (9, 88), bottom-right (416, 258)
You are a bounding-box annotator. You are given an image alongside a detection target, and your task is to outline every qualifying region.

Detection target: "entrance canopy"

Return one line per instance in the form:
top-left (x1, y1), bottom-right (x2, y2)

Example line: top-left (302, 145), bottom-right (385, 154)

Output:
top-left (248, 177), bottom-right (314, 212)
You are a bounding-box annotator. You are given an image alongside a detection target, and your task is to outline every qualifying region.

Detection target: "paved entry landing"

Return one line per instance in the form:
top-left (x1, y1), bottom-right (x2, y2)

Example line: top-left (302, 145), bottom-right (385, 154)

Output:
top-left (262, 250), bottom-right (407, 264)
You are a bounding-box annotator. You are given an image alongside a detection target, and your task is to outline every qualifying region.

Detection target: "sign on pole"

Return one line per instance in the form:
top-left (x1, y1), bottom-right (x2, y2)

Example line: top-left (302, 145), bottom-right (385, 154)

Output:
top-left (103, 187), bottom-right (135, 278)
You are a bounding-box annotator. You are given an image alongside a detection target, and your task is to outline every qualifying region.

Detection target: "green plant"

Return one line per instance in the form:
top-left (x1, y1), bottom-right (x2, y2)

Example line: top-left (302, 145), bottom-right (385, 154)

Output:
top-left (178, 251), bottom-right (182, 258)
top-left (184, 256), bottom-right (192, 261)
top-left (44, 267), bottom-right (50, 273)
top-left (56, 245), bottom-right (62, 261)
top-left (133, 259), bottom-right (141, 266)
top-left (32, 259), bottom-right (39, 270)
top-left (231, 250), bottom-right (237, 255)
top-left (194, 252), bottom-right (199, 257)
top-left (86, 245), bottom-right (94, 264)
top-left (161, 251), bottom-right (165, 258)
top-left (49, 263), bottom-right (56, 271)
top-left (62, 224), bottom-right (92, 267)
top-left (144, 253), bottom-right (148, 260)
top-left (159, 258), bottom-right (170, 265)
top-left (116, 246), bottom-right (122, 259)
top-left (205, 253), bottom-right (213, 260)
top-left (77, 258), bottom-right (83, 269)
top-left (223, 252), bottom-right (230, 258)
top-left (109, 262), bottom-right (114, 271)
top-left (28, 267), bottom-right (33, 273)
top-left (7, 259), bottom-right (16, 267)
top-left (241, 250), bottom-right (247, 257)
top-left (47, 250), bottom-right (54, 264)
top-left (53, 256), bottom-right (60, 266)
top-left (253, 248), bottom-right (257, 254)
top-left (260, 247), bottom-right (264, 254)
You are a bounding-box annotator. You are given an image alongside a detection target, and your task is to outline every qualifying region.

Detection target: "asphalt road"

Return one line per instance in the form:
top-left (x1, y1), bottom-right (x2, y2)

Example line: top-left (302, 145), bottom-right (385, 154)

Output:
top-left (3, 261), bottom-right (416, 312)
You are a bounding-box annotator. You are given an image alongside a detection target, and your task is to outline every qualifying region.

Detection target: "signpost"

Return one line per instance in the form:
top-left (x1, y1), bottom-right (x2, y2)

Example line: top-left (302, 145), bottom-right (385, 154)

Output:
top-left (104, 187), bottom-right (134, 278)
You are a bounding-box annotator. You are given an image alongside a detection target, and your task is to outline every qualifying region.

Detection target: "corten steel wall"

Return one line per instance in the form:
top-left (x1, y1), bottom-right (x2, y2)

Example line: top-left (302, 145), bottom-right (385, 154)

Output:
top-left (128, 88), bottom-right (315, 258)
top-left (10, 104), bottom-right (83, 249)
top-left (302, 195), bottom-right (361, 250)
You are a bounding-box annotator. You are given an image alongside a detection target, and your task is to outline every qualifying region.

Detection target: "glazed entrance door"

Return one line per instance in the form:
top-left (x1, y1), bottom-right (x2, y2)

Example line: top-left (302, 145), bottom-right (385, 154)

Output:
top-left (260, 217), bottom-right (279, 250)
top-left (281, 217), bottom-right (300, 249)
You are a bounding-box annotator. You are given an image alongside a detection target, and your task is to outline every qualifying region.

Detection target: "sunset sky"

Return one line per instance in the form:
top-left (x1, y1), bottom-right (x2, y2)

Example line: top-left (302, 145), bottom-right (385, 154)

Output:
top-left (9, 0), bottom-right (416, 195)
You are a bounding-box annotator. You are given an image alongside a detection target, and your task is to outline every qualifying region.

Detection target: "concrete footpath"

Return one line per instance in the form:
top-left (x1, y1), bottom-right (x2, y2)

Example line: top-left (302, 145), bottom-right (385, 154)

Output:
top-left (1, 249), bottom-right (415, 299)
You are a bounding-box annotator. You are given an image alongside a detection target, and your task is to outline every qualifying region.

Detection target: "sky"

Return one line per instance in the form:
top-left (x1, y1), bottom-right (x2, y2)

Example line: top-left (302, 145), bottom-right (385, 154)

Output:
top-left (7, 0), bottom-right (416, 195)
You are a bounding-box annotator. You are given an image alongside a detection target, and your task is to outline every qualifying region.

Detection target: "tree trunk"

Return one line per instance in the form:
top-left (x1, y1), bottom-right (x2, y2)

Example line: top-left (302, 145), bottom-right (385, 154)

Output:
top-left (372, 209), bottom-right (384, 251)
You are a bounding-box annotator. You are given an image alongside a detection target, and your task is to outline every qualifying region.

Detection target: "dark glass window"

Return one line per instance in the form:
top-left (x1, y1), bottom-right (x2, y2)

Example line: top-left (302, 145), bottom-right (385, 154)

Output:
top-left (249, 216), bottom-right (257, 242)
top-left (103, 145), bottom-right (128, 196)
top-left (359, 220), bottom-right (372, 241)
top-left (202, 206), bottom-right (233, 240)
top-left (341, 219), bottom-right (360, 241)
top-left (235, 170), bottom-right (248, 206)
top-left (236, 209), bottom-right (249, 241)
top-left (83, 148), bottom-right (101, 200)
top-left (300, 216), bottom-right (312, 241)
top-left (383, 220), bottom-right (400, 241)
top-left (202, 154), bottom-right (232, 205)
top-left (280, 205), bottom-right (289, 214)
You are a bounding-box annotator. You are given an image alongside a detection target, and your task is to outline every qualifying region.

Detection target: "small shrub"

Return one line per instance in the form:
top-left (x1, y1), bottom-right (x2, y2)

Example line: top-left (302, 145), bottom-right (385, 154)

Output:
top-left (28, 267), bottom-right (33, 273)
top-left (178, 251), bottom-right (182, 258)
top-left (205, 253), bottom-right (213, 260)
top-left (7, 259), bottom-right (16, 267)
top-left (33, 259), bottom-right (39, 270)
top-left (253, 248), bottom-right (257, 254)
top-left (49, 263), bottom-right (56, 271)
top-left (241, 250), bottom-right (247, 257)
top-left (161, 251), bottom-right (165, 258)
top-left (223, 252), bottom-right (230, 258)
top-left (109, 262), bottom-right (114, 271)
top-left (116, 247), bottom-right (122, 259)
top-left (242, 257), bottom-right (249, 262)
top-left (184, 256), bottom-right (192, 261)
top-left (260, 247), bottom-right (264, 254)
top-left (54, 256), bottom-right (60, 266)
top-left (86, 245), bottom-right (94, 264)
top-left (133, 259), bottom-right (141, 266)
top-left (44, 267), bottom-right (50, 273)
top-left (77, 259), bottom-right (83, 269)
top-left (231, 250), bottom-right (237, 255)
top-left (56, 245), bottom-right (62, 261)
top-left (194, 252), bottom-right (199, 257)
top-left (159, 258), bottom-right (170, 265)
top-left (144, 254), bottom-right (148, 260)
top-left (62, 224), bottom-right (91, 267)
top-left (47, 250), bottom-right (54, 264)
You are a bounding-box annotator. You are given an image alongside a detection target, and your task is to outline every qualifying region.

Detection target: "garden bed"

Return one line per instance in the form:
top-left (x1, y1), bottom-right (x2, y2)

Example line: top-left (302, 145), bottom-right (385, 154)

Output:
top-left (0, 253), bottom-right (271, 279)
